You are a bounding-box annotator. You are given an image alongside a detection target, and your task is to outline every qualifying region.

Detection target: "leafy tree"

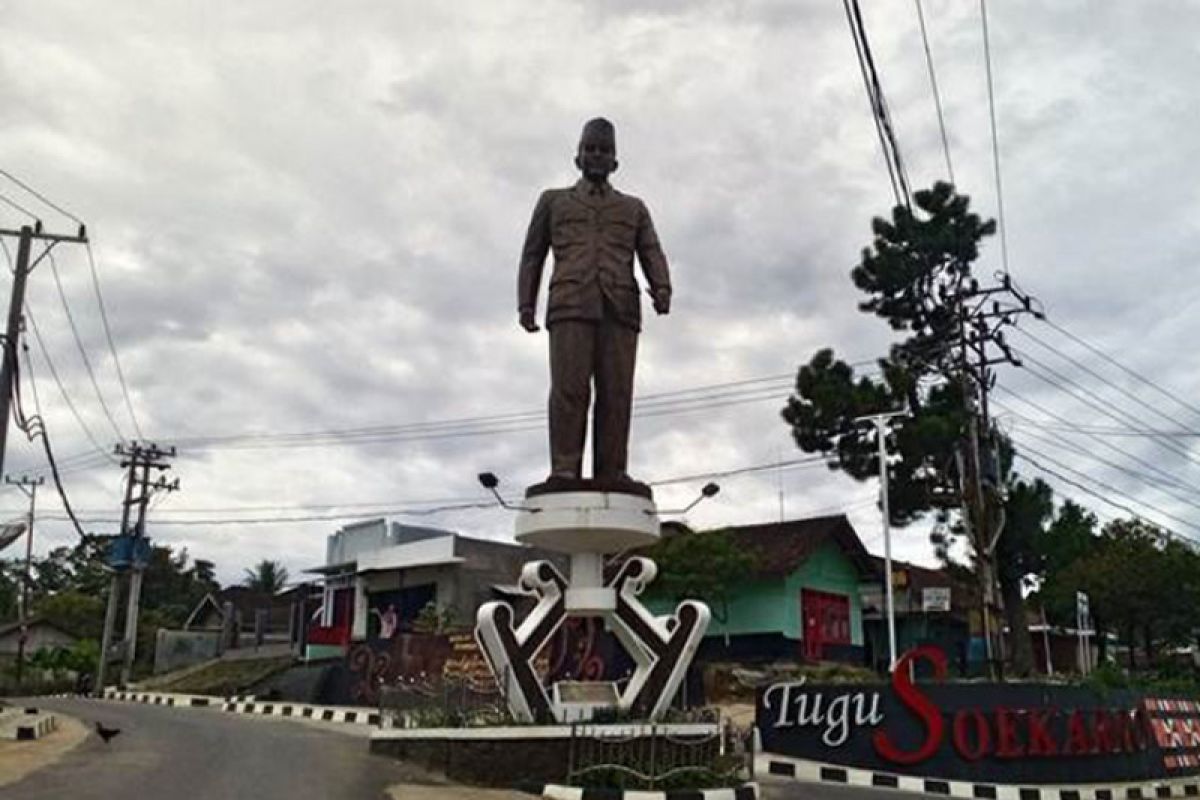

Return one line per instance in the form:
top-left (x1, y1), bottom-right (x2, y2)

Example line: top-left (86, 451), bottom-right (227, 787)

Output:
top-left (0, 560), bottom-right (20, 621)
top-left (644, 527), bottom-right (760, 629)
top-left (994, 478), bottom-right (1054, 675)
top-left (243, 559), bottom-right (289, 594)
top-left (781, 182), bottom-right (1042, 673)
top-left (143, 546), bottom-right (219, 625)
top-left (10, 537), bottom-right (222, 674)
top-left (1037, 500), bottom-right (1098, 581)
top-left (33, 591), bottom-right (105, 640)
top-left (1044, 518), bottom-right (1199, 669)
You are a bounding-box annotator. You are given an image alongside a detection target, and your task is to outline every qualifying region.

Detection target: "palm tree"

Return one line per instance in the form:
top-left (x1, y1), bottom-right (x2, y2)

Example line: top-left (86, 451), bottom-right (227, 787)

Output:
top-left (243, 560), bottom-right (289, 593)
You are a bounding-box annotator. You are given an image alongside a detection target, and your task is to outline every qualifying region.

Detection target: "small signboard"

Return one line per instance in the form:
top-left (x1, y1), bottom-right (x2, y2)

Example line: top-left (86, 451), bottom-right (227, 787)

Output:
top-left (921, 587), bottom-right (951, 613)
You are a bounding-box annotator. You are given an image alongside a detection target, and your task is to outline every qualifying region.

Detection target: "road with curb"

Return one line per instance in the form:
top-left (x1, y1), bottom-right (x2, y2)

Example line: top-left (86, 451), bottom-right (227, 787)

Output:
top-left (4, 696), bottom-right (411, 800)
top-left (4, 698), bottom-right (914, 799)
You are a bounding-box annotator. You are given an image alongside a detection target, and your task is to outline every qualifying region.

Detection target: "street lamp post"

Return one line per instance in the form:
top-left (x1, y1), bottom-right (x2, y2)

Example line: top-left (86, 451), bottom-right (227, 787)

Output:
top-left (856, 409), bottom-right (907, 672)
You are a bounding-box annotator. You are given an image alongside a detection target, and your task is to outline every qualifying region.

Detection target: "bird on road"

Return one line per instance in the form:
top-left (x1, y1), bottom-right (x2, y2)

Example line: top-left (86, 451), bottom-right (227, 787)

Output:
top-left (94, 722), bottom-right (121, 744)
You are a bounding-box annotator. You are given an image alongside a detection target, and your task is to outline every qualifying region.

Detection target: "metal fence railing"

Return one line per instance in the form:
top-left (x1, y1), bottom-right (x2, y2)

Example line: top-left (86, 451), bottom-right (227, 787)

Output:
top-left (567, 719), bottom-right (751, 790)
top-left (377, 670), bottom-right (512, 728)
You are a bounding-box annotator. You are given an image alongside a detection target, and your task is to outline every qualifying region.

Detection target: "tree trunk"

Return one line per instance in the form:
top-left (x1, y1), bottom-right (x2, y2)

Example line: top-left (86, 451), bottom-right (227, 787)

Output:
top-left (998, 567), bottom-right (1034, 677)
top-left (1127, 625), bottom-right (1137, 670)
top-left (1094, 614), bottom-right (1107, 663)
top-left (1143, 624), bottom-right (1155, 666)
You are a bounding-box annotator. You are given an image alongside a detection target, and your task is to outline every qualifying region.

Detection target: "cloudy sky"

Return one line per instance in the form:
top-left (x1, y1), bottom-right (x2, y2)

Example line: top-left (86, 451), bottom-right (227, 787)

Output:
top-left (0, 1), bottom-right (1197, 585)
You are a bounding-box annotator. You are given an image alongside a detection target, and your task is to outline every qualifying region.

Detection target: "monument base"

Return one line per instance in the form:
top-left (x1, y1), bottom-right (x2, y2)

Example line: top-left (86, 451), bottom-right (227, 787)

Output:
top-left (514, 488), bottom-right (659, 554)
top-left (525, 476), bottom-right (653, 499)
top-left (476, 555), bottom-right (709, 724)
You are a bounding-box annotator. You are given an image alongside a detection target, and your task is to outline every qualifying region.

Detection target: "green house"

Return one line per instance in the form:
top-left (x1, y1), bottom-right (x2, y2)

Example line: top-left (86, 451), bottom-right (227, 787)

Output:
top-left (650, 515), bottom-right (876, 664)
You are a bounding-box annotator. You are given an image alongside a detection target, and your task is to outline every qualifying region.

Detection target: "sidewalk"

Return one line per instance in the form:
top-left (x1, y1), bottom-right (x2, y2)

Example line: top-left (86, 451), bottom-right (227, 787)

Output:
top-left (0, 713), bottom-right (88, 789)
top-left (384, 763), bottom-right (529, 800)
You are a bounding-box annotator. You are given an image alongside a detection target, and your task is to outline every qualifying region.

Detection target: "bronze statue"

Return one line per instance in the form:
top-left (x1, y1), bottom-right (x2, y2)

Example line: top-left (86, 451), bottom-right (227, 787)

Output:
top-left (518, 118), bottom-right (671, 487)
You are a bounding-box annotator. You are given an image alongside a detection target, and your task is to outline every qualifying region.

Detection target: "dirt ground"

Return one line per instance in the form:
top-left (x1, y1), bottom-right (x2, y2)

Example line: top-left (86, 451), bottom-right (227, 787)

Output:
top-left (0, 713), bottom-right (89, 788)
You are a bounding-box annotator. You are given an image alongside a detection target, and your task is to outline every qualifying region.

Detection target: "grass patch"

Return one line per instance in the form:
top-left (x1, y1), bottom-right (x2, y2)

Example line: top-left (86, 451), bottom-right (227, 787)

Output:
top-left (147, 656), bottom-right (294, 696)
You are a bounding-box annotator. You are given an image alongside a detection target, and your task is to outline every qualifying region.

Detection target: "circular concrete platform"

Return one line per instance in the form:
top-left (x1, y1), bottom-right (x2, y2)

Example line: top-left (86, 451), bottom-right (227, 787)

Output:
top-left (515, 490), bottom-right (659, 554)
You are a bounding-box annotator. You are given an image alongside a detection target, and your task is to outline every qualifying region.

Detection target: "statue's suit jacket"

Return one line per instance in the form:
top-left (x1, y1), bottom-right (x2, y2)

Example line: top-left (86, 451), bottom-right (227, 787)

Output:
top-left (518, 179), bottom-right (671, 331)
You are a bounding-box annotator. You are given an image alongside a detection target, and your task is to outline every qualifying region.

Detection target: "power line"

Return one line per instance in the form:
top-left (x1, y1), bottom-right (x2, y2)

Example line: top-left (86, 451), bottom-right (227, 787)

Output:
top-left (22, 303), bottom-right (116, 464)
top-left (1007, 417), bottom-right (1200, 438)
top-left (649, 455), bottom-right (828, 487)
top-left (1011, 350), bottom-right (1200, 468)
top-left (45, 251), bottom-right (125, 442)
top-left (83, 242), bottom-right (142, 439)
top-left (1009, 427), bottom-right (1200, 513)
top-left (0, 168), bottom-right (83, 226)
top-left (994, 395), bottom-right (1198, 494)
top-left (843, 0), bottom-right (911, 207)
top-left (166, 373), bottom-right (804, 448)
top-left (979, 0), bottom-right (1009, 274)
top-left (23, 455), bottom-right (834, 526)
top-left (1012, 323), bottom-right (1196, 435)
top-left (1014, 449), bottom-right (1197, 548)
top-left (157, 374), bottom-right (839, 453)
top-left (913, 0), bottom-right (955, 184)
top-left (0, 168), bottom-right (140, 436)
top-left (1013, 441), bottom-right (1200, 537)
top-left (1036, 315), bottom-right (1200, 421)
top-left (17, 326), bottom-right (92, 538)
top-left (0, 192), bottom-right (38, 222)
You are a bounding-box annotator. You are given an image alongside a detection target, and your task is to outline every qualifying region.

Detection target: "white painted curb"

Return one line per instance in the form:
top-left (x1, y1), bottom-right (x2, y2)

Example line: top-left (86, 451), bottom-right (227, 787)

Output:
top-left (101, 688), bottom-right (381, 726)
top-left (760, 752), bottom-right (1200, 800)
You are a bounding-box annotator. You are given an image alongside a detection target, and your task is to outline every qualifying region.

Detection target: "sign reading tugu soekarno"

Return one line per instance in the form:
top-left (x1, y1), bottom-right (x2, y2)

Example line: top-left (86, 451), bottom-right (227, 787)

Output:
top-left (758, 647), bottom-right (1200, 785)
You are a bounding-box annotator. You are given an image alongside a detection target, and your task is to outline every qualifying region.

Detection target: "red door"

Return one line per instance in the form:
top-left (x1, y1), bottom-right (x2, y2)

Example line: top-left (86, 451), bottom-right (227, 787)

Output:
top-left (802, 589), bottom-right (850, 661)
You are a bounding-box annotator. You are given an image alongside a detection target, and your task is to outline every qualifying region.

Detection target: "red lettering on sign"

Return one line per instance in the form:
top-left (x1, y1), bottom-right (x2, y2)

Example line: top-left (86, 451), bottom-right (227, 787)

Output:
top-left (952, 709), bottom-right (991, 761)
top-left (995, 707), bottom-right (1024, 758)
top-left (1093, 710), bottom-right (1119, 753)
top-left (1026, 708), bottom-right (1059, 756)
top-left (873, 646), bottom-right (946, 765)
top-left (1065, 710), bottom-right (1094, 755)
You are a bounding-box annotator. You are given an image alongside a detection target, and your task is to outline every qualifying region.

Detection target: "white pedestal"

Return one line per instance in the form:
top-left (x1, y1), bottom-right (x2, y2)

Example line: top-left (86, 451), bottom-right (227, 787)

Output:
top-left (476, 489), bottom-right (710, 723)
top-left (515, 491), bottom-right (659, 554)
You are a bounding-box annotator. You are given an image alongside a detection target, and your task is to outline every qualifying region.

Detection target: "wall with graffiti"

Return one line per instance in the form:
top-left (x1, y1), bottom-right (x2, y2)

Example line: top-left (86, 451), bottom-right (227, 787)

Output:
top-left (325, 615), bottom-right (640, 706)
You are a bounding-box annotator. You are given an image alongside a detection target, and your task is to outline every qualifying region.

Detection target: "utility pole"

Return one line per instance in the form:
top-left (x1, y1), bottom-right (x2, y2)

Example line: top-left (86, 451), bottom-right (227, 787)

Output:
top-left (95, 441), bottom-right (177, 691)
top-left (0, 223), bottom-right (88, 479)
top-left (6, 474), bottom-right (43, 687)
top-left (952, 274), bottom-right (1040, 679)
top-left (118, 442), bottom-right (177, 686)
top-left (855, 408), bottom-right (908, 672)
top-left (96, 447), bottom-right (138, 693)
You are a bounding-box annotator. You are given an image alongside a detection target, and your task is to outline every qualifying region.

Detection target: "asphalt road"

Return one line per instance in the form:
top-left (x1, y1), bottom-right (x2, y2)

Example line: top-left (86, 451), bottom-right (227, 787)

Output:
top-left (759, 775), bottom-right (936, 799)
top-left (5, 698), bottom-right (927, 799)
top-left (6, 697), bottom-right (410, 800)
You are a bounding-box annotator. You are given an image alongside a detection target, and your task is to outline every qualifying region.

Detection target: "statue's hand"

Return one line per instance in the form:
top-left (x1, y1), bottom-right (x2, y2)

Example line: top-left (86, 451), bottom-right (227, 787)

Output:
top-left (652, 288), bottom-right (671, 315)
top-left (519, 309), bottom-right (540, 332)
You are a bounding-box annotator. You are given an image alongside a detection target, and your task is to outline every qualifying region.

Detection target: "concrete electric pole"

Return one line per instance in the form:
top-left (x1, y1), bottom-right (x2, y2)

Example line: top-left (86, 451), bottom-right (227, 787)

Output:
top-left (6, 473), bottom-right (43, 687)
top-left (0, 223), bottom-right (88, 479)
top-left (95, 441), bottom-right (177, 691)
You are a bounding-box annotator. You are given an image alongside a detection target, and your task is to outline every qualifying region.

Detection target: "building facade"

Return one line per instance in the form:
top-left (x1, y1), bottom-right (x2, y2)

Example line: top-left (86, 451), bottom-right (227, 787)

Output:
top-left (650, 515), bottom-right (875, 664)
top-left (304, 519), bottom-right (563, 659)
